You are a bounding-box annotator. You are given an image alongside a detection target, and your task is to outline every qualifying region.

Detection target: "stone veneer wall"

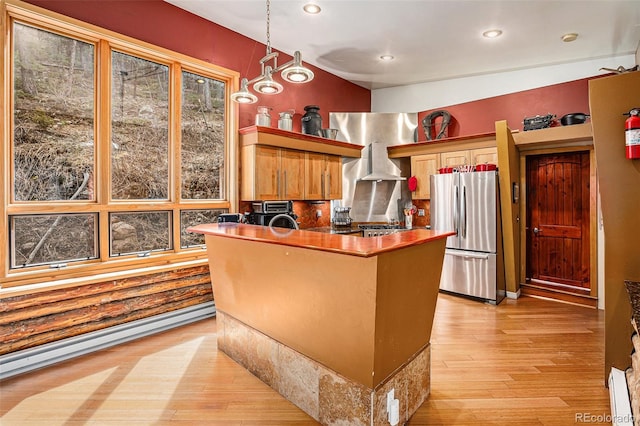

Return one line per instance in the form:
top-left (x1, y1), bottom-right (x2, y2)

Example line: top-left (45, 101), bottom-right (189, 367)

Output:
top-left (217, 311), bottom-right (431, 425)
top-left (626, 317), bottom-right (640, 424)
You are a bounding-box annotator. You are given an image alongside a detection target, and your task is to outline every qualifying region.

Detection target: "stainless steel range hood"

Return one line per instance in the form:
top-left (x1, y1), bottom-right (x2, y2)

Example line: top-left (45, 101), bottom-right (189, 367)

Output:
top-left (330, 112), bottom-right (417, 223)
top-left (359, 141), bottom-right (406, 181)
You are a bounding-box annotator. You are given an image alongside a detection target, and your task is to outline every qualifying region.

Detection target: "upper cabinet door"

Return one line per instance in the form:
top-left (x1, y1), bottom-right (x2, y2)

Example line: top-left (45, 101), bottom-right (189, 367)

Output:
top-left (253, 146), bottom-right (281, 200)
top-left (280, 149), bottom-right (305, 200)
top-left (410, 153), bottom-right (440, 200)
top-left (304, 152), bottom-right (325, 200)
top-left (325, 155), bottom-right (342, 200)
top-left (441, 150), bottom-right (471, 168)
top-left (471, 147), bottom-right (498, 165)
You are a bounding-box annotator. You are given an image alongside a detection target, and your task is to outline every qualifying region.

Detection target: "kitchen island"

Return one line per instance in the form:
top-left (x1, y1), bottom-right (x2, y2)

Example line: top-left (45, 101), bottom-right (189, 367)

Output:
top-left (187, 223), bottom-right (453, 425)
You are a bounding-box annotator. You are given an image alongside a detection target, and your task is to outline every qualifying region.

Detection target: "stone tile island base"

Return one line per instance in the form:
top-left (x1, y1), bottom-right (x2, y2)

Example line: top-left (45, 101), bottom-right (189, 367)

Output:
top-left (218, 311), bottom-right (430, 425)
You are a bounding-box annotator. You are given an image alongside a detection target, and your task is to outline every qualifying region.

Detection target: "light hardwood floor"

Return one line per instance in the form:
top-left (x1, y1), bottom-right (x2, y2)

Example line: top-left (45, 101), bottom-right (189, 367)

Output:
top-left (0, 294), bottom-right (611, 425)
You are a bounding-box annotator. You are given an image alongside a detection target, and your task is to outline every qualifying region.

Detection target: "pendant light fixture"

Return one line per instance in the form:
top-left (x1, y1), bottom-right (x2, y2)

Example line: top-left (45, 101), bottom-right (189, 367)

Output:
top-left (230, 0), bottom-right (314, 104)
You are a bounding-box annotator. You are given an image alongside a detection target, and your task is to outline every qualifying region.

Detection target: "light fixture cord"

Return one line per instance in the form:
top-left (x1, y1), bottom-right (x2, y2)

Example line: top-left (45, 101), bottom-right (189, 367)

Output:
top-left (265, 0), bottom-right (271, 55)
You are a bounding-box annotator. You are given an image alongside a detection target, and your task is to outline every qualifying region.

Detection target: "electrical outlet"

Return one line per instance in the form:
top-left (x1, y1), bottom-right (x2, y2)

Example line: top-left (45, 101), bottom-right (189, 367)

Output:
top-left (418, 208), bottom-right (425, 217)
top-left (387, 389), bottom-right (399, 425)
top-left (389, 399), bottom-right (400, 425)
top-left (316, 210), bottom-right (322, 218)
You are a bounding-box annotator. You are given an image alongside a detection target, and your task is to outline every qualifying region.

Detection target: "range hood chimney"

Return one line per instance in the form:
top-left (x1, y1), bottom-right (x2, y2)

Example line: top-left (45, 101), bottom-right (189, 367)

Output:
top-left (359, 141), bottom-right (406, 181)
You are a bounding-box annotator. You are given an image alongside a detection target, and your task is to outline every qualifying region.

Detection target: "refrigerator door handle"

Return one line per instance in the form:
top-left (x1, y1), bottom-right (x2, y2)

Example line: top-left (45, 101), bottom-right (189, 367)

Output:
top-left (453, 185), bottom-right (459, 234)
top-left (446, 250), bottom-right (490, 260)
top-left (461, 186), bottom-right (467, 238)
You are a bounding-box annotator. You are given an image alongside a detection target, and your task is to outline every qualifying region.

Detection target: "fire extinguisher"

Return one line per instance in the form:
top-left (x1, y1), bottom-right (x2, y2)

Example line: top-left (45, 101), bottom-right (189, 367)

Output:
top-left (625, 108), bottom-right (640, 159)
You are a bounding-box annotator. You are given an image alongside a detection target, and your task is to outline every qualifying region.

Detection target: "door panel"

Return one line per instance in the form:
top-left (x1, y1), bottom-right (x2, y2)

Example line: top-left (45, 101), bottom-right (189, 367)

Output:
top-left (280, 149), bottom-right (305, 199)
top-left (326, 155), bottom-right (342, 200)
top-left (305, 152), bottom-right (325, 200)
top-left (430, 173), bottom-right (458, 248)
top-left (526, 152), bottom-right (590, 290)
top-left (441, 150), bottom-right (471, 168)
top-left (255, 146), bottom-right (280, 200)
top-left (458, 171), bottom-right (497, 252)
top-left (440, 249), bottom-right (497, 300)
top-left (411, 154), bottom-right (440, 199)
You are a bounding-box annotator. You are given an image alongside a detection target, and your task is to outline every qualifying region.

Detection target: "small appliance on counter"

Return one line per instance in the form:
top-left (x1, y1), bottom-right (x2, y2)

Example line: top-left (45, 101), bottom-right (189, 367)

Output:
top-left (217, 213), bottom-right (244, 223)
top-left (332, 206), bottom-right (352, 229)
top-left (246, 201), bottom-right (298, 229)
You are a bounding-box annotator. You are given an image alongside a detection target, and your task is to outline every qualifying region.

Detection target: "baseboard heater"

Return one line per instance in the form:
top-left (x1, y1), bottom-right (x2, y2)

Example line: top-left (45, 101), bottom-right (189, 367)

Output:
top-left (0, 301), bottom-right (215, 381)
top-left (609, 367), bottom-right (634, 426)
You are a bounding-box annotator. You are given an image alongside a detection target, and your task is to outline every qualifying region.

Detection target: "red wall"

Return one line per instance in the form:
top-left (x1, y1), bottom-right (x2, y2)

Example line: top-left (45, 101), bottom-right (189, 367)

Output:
top-left (25, 0), bottom-right (371, 128)
top-left (417, 78), bottom-right (592, 140)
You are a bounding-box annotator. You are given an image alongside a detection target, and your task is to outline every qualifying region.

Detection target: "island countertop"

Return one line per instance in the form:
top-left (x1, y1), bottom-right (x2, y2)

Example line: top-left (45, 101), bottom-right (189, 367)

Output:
top-left (187, 223), bottom-right (454, 258)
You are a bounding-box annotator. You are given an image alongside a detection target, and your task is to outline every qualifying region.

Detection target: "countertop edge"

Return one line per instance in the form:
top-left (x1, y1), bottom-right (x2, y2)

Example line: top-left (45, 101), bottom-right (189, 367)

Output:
top-left (188, 223), bottom-right (454, 258)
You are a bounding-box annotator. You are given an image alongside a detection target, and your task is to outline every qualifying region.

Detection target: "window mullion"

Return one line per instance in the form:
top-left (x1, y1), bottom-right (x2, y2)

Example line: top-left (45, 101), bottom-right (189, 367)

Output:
top-left (97, 39), bottom-right (111, 262)
top-left (171, 63), bottom-right (182, 253)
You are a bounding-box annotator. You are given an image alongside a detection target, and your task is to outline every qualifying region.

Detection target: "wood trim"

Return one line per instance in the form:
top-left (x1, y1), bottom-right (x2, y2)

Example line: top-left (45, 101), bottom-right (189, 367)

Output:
top-left (495, 120), bottom-right (520, 295)
top-left (520, 283), bottom-right (598, 308)
top-left (388, 132), bottom-right (497, 158)
top-left (513, 123), bottom-right (593, 149)
top-left (0, 3), bottom-right (9, 280)
top-left (517, 145), bottom-right (597, 300)
top-left (239, 126), bottom-right (363, 157)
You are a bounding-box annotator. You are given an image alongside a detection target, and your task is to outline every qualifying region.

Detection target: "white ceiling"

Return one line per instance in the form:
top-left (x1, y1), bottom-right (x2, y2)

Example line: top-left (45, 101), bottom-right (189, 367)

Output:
top-left (165, 0), bottom-right (640, 90)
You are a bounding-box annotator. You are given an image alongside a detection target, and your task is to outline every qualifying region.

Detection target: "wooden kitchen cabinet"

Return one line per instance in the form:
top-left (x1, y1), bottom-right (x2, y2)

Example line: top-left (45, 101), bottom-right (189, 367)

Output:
top-left (439, 147), bottom-right (498, 168)
top-left (241, 145), bottom-right (304, 201)
top-left (305, 153), bottom-right (342, 200)
top-left (410, 153), bottom-right (440, 200)
top-left (440, 150), bottom-right (471, 168)
top-left (470, 146), bottom-right (498, 166)
top-left (239, 126), bottom-right (362, 201)
top-left (409, 147), bottom-right (498, 200)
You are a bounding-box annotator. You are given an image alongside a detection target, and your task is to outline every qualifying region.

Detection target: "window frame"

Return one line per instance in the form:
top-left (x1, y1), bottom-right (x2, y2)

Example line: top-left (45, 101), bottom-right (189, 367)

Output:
top-left (0, 0), bottom-right (239, 289)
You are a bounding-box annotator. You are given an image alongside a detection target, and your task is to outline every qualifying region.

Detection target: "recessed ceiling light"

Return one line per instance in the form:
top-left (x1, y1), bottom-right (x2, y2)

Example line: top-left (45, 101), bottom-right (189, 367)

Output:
top-left (562, 33), bottom-right (578, 42)
top-left (303, 3), bottom-right (321, 14)
top-left (380, 55), bottom-right (394, 61)
top-left (482, 29), bottom-right (503, 38)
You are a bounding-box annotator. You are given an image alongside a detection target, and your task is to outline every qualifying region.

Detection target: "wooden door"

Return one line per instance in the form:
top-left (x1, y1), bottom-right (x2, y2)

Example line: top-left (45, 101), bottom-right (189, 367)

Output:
top-left (325, 155), bottom-right (342, 200)
top-left (526, 151), bottom-right (590, 291)
top-left (441, 150), bottom-right (471, 168)
top-left (253, 145), bottom-right (280, 200)
top-left (410, 154), bottom-right (439, 199)
top-left (280, 149), bottom-right (305, 199)
top-left (304, 152), bottom-right (325, 200)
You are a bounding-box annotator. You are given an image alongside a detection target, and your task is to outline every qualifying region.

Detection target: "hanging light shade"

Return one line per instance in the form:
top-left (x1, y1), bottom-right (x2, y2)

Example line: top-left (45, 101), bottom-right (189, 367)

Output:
top-left (253, 66), bottom-right (284, 94)
top-left (230, 78), bottom-right (258, 104)
top-left (281, 51), bottom-right (314, 83)
top-left (230, 0), bottom-right (314, 104)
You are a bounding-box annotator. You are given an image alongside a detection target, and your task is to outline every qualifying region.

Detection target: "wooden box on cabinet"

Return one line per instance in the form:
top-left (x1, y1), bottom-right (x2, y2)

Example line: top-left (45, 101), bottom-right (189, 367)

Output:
top-left (241, 145), bottom-right (305, 201)
top-left (305, 153), bottom-right (342, 200)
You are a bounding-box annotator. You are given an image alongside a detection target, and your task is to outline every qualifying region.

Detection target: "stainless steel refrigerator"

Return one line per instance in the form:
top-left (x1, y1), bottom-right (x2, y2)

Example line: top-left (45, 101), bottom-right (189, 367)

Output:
top-left (430, 170), bottom-right (505, 304)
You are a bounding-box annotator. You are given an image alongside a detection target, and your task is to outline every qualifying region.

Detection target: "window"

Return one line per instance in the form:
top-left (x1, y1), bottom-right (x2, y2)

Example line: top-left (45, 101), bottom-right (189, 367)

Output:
top-left (2, 3), bottom-right (237, 287)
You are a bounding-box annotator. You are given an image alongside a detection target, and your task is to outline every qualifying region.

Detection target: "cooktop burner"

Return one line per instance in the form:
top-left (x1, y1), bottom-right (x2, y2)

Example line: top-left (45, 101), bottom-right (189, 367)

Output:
top-left (357, 224), bottom-right (402, 230)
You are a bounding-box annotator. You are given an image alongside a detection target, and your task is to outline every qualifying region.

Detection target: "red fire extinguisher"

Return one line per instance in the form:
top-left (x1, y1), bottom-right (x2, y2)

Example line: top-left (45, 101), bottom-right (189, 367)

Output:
top-left (625, 108), bottom-right (640, 159)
